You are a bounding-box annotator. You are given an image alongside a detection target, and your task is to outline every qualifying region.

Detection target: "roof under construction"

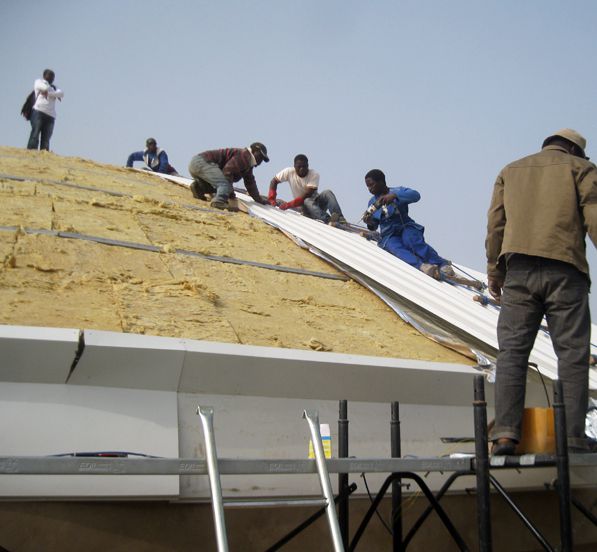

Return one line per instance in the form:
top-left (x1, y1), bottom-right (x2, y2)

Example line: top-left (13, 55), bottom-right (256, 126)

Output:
top-left (0, 146), bottom-right (472, 365)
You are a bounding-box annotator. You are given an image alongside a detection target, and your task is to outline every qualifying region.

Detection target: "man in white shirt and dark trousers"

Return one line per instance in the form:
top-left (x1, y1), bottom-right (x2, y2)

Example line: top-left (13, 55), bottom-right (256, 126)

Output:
top-left (268, 154), bottom-right (346, 224)
top-left (27, 69), bottom-right (64, 151)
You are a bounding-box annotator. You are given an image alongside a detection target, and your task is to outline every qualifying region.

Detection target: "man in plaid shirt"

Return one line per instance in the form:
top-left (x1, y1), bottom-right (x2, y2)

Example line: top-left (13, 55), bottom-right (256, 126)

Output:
top-left (189, 142), bottom-right (270, 211)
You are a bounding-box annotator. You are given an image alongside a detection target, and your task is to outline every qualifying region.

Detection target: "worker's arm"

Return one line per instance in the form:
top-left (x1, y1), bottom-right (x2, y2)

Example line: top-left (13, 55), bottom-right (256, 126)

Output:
top-left (576, 162), bottom-right (597, 249)
top-left (34, 79), bottom-right (50, 98)
top-left (47, 85), bottom-right (64, 100)
top-left (243, 172), bottom-right (267, 204)
top-left (392, 187), bottom-right (420, 205)
top-left (126, 151), bottom-right (143, 168)
top-left (268, 177), bottom-right (280, 205)
top-left (485, 172), bottom-right (506, 301)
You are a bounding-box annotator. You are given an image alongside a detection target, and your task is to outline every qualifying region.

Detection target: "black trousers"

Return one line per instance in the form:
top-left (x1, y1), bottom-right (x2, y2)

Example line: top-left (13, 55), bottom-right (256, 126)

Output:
top-left (490, 254), bottom-right (590, 449)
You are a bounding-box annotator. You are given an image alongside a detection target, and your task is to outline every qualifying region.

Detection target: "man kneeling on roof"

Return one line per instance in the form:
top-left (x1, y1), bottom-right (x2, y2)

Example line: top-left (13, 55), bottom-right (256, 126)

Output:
top-left (268, 154), bottom-right (346, 224)
top-left (189, 143), bottom-right (269, 211)
top-left (363, 169), bottom-right (454, 279)
top-left (126, 138), bottom-right (179, 175)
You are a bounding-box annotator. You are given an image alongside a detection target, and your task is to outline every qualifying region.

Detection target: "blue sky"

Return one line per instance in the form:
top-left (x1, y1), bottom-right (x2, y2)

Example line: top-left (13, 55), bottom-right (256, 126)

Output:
top-left (2, 0), bottom-right (597, 302)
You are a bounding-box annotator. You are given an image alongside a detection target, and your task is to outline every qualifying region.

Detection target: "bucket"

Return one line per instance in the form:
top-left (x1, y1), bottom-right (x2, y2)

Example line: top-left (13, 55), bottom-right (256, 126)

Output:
top-left (516, 407), bottom-right (555, 454)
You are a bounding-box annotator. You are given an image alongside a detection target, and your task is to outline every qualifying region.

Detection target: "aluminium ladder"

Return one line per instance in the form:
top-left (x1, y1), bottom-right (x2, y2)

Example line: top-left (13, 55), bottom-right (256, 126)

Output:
top-left (197, 406), bottom-right (345, 552)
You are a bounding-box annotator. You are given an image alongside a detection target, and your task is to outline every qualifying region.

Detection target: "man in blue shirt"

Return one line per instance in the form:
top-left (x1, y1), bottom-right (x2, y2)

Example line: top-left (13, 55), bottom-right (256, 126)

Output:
top-left (126, 138), bottom-right (179, 175)
top-left (363, 169), bottom-right (453, 279)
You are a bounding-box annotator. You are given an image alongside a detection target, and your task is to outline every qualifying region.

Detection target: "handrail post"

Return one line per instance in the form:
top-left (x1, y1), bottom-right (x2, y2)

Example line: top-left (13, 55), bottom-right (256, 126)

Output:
top-left (338, 400), bottom-right (349, 548)
top-left (473, 375), bottom-right (492, 552)
top-left (553, 380), bottom-right (573, 552)
top-left (391, 401), bottom-right (404, 551)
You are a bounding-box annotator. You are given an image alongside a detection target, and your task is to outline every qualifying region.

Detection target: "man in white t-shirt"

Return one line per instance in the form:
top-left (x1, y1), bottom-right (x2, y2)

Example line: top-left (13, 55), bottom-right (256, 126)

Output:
top-left (27, 69), bottom-right (64, 151)
top-left (268, 154), bottom-right (346, 223)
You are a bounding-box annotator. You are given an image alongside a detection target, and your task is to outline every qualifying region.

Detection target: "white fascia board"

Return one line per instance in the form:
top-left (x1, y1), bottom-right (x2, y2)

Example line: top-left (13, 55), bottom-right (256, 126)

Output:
top-left (179, 339), bottom-right (480, 406)
top-left (68, 329), bottom-right (185, 391)
top-left (0, 324), bottom-right (79, 383)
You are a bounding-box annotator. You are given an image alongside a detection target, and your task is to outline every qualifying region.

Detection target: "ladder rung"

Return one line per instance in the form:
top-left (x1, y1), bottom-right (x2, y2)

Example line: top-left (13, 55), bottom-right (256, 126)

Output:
top-left (223, 498), bottom-right (327, 508)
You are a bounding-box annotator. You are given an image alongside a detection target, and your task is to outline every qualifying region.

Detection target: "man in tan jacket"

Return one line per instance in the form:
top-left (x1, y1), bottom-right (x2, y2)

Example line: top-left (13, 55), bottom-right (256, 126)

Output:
top-left (486, 128), bottom-right (597, 455)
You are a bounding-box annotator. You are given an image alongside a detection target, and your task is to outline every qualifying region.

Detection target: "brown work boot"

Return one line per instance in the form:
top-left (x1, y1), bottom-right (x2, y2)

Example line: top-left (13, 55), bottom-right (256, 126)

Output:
top-left (210, 199), bottom-right (239, 212)
top-left (491, 438), bottom-right (517, 456)
top-left (420, 263), bottom-right (440, 279)
top-left (440, 262), bottom-right (456, 278)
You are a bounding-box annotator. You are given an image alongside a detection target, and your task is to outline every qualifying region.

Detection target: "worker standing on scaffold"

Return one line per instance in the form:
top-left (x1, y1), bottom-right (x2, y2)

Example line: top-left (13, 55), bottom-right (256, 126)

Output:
top-left (486, 129), bottom-right (597, 455)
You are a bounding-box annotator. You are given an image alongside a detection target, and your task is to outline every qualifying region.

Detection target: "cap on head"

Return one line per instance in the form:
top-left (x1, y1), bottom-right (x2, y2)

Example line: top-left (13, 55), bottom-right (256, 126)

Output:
top-left (545, 129), bottom-right (587, 153)
top-left (146, 137), bottom-right (157, 147)
top-left (250, 142), bottom-right (269, 162)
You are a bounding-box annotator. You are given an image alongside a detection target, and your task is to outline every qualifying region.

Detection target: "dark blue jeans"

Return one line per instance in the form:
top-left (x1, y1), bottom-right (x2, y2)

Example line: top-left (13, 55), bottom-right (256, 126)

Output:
top-left (27, 109), bottom-right (55, 151)
top-left (490, 254), bottom-right (590, 449)
top-left (303, 190), bottom-right (344, 222)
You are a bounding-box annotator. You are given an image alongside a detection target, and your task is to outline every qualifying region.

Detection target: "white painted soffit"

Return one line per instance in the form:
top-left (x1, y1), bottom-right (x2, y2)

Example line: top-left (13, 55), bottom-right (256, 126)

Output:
top-left (159, 174), bottom-right (597, 390)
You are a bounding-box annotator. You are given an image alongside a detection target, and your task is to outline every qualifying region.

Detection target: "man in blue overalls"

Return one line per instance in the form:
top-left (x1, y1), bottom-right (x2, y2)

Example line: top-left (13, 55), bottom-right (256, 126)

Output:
top-left (363, 169), bottom-right (453, 279)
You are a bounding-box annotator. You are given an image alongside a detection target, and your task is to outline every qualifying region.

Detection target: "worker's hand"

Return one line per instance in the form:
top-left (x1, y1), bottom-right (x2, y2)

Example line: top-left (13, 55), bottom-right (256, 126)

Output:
top-left (487, 275), bottom-right (504, 303)
top-left (377, 193), bottom-right (397, 205)
top-left (279, 202), bottom-right (289, 210)
top-left (254, 196), bottom-right (268, 205)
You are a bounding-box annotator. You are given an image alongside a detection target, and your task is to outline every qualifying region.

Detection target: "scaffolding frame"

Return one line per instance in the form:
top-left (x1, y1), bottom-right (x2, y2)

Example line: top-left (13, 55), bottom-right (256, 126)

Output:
top-left (1, 377), bottom-right (596, 551)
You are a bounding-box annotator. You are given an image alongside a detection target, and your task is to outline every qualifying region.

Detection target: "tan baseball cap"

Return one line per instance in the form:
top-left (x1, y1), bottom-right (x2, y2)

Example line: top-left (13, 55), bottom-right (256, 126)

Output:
top-left (547, 128), bottom-right (587, 152)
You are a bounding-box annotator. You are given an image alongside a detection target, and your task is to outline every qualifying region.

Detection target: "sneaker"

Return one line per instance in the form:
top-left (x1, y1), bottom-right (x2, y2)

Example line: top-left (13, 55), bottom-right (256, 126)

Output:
top-left (328, 213), bottom-right (340, 225)
top-left (328, 213), bottom-right (348, 226)
top-left (420, 263), bottom-right (440, 279)
top-left (210, 199), bottom-right (239, 212)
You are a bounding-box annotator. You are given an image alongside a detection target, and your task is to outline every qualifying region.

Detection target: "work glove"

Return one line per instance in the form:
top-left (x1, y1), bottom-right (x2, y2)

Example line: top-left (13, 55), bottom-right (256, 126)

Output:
top-left (279, 197), bottom-right (304, 210)
top-left (267, 188), bottom-right (277, 206)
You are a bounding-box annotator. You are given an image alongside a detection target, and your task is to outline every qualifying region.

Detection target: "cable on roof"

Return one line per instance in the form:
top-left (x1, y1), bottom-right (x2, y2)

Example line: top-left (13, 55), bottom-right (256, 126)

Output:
top-left (0, 172), bottom-right (231, 215)
top-left (0, 226), bottom-right (348, 281)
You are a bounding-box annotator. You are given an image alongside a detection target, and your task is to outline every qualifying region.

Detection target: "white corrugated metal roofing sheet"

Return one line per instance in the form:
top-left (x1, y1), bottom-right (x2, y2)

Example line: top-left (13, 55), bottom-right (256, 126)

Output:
top-left (161, 175), bottom-right (597, 391)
